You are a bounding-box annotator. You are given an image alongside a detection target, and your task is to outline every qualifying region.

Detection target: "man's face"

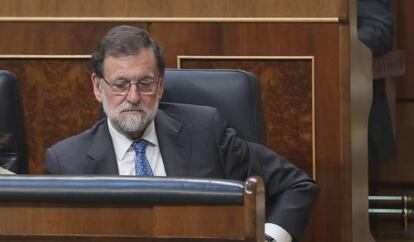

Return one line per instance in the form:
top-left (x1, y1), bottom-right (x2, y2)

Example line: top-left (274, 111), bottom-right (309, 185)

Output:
top-left (91, 48), bottom-right (164, 138)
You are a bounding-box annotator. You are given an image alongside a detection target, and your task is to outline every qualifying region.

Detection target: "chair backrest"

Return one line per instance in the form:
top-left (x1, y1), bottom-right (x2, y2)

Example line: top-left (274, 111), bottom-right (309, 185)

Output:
top-left (0, 70), bottom-right (27, 174)
top-left (162, 69), bottom-right (266, 144)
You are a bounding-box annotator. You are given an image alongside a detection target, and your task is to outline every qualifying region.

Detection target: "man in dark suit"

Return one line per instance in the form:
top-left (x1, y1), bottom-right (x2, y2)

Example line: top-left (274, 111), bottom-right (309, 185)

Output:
top-left (45, 25), bottom-right (318, 242)
top-left (358, 0), bottom-right (396, 163)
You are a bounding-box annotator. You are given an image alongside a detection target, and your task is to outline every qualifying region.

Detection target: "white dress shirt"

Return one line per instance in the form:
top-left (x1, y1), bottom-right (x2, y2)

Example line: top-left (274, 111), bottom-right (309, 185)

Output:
top-left (107, 119), bottom-right (291, 242)
top-left (107, 119), bottom-right (166, 176)
top-left (0, 166), bottom-right (14, 175)
top-left (265, 223), bottom-right (292, 242)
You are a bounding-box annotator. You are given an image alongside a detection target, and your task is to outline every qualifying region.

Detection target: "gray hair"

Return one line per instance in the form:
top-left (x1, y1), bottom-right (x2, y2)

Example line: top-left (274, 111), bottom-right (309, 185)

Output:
top-left (91, 25), bottom-right (165, 78)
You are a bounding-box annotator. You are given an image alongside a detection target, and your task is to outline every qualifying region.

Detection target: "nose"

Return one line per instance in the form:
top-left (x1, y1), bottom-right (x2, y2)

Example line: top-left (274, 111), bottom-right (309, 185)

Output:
top-left (125, 84), bottom-right (141, 104)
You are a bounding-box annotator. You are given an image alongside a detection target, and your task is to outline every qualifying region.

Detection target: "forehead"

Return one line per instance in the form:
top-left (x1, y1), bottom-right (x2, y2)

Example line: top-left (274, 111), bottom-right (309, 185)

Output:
top-left (103, 48), bottom-right (158, 77)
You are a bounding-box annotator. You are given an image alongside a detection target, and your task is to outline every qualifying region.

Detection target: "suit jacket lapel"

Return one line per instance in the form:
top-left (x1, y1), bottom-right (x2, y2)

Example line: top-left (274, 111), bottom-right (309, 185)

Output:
top-left (155, 109), bottom-right (190, 177)
top-left (86, 119), bottom-right (119, 174)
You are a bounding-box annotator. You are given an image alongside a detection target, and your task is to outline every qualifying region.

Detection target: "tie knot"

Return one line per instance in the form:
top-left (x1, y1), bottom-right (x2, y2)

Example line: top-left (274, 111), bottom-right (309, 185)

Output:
top-left (132, 139), bottom-right (149, 154)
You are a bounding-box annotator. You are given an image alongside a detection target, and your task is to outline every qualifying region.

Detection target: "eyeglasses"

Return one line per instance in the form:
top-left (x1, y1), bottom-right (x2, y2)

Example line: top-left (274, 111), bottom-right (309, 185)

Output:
top-left (101, 75), bottom-right (160, 95)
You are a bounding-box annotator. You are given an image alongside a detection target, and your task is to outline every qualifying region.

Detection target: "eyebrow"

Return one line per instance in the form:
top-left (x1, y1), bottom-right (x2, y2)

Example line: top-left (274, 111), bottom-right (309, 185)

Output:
top-left (111, 75), bottom-right (157, 82)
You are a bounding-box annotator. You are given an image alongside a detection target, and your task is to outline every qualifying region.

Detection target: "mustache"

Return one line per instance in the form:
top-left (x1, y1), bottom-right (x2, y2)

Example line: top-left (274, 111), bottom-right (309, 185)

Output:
top-left (116, 102), bottom-right (148, 113)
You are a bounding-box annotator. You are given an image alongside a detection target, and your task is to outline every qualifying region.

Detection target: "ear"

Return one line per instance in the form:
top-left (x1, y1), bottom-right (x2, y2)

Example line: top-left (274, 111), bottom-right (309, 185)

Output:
top-left (91, 73), bottom-right (102, 103)
top-left (157, 74), bottom-right (164, 100)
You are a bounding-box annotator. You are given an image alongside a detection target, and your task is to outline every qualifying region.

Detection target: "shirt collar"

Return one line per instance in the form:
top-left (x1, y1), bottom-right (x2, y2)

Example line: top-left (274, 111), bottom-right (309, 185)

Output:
top-left (107, 118), bottom-right (158, 160)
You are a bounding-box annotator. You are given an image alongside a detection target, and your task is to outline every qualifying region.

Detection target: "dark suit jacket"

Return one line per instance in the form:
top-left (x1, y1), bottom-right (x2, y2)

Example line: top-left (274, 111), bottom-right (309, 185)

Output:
top-left (45, 102), bottom-right (319, 242)
top-left (357, 0), bottom-right (396, 163)
top-left (357, 0), bottom-right (393, 57)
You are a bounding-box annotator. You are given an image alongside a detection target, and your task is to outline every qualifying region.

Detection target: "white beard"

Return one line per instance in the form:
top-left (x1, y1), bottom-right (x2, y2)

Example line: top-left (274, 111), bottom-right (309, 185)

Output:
top-left (100, 89), bottom-right (158, 138)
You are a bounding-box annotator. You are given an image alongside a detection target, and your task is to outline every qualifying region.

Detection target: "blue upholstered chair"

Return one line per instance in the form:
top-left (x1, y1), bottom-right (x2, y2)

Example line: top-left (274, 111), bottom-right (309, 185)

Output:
top-left (162, 69), bottom-right (265, 144)
top-left (0, 70), bottom-right (27, 174)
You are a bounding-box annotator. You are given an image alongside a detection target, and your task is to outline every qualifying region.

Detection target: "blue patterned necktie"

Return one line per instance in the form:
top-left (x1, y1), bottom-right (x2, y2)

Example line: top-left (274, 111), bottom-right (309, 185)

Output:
top-left (132, 140), bottom-right (154, 176)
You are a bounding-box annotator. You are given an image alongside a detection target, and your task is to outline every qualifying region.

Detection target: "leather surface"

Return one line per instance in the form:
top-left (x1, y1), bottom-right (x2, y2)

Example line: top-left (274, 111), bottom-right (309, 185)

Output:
top-left (0, 70), bottom-right (27, 173)
top-left (0, 176), bottom-right (244, 204)
top-left (161, 69), bottom-right (265, 144)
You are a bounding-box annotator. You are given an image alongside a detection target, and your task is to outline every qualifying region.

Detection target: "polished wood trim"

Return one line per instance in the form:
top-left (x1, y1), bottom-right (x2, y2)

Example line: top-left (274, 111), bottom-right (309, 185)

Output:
top-left (177, 55), bottom-right (317, 180)
top-left (0, 55), bottom-right (90, 59)
top-left (0, 0), bottom-right (346, 19)
top-left (177, 55), bottom-right (315, 66)
top-left (311, 57), bottom-right (316, 180)
top-left (243, 176), bottom-right (265, 242)
top-left (0, 17), bottom-right (339, 23)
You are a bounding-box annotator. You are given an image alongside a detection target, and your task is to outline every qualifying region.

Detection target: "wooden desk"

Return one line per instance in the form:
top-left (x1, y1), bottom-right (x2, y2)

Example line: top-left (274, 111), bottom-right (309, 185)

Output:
top-left (0, 176), bottom-right (264, 242)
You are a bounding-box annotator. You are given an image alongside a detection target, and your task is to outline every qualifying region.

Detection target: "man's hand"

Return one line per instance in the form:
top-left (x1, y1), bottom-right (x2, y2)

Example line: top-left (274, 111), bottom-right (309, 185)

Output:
top-left (0, 133), bottom-right (11, 149)
top-left (265, 234), bottom-right (276, 242)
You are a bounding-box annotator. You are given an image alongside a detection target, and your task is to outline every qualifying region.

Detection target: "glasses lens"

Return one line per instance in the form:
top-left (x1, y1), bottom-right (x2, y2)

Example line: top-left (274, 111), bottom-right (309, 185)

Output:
top-left (138, 79), bottom-right (158, 94)
top-left (110, 80), bottom-right (130, 93)
top-left (103, 77), bottom-right (159, 94)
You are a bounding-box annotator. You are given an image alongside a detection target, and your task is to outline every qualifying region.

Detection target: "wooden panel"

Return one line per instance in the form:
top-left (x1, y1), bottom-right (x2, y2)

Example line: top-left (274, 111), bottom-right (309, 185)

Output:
top-left (0, 238), bottom-right (246, 242)
top-left (0, 22), bottom-right (148, 55)
top-left (0, 237), bottom-right (152, 242)
top-left (0, 203), bottom-right (251, 242)
top-left (369, 102), bottom-right (414, 240)
top-left (0, 204), bottom-right (153, 236)
top-left (179, 58), bottom-right (313, 176)
top-left (395, 0), bottom-right (414, 99)
top-left (153, 206), bottom-right (244, 237)
top-left (0, 236), bottom-right (244, 242)
top-left (0, 59), bottom-right (99, 174)
top-left (0, 0), bottom-right (345, 18)
top-left (149, 23), bottom-right (223, 67)
top-left (370, 103), bottom-right (414, 184)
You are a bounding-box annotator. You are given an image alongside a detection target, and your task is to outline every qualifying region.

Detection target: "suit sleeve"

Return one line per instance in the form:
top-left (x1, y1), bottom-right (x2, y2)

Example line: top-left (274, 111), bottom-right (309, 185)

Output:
top-left (213, 109), bottom-right (319, 242)
top-left (44, 148), bottom-right (62, 174)
top-left (357, 0), bottom-right (394, 56)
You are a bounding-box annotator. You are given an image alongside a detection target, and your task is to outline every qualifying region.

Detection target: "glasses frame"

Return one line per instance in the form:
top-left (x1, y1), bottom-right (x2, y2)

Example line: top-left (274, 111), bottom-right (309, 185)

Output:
top-left (100, 75), bottom-right (161, 95)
